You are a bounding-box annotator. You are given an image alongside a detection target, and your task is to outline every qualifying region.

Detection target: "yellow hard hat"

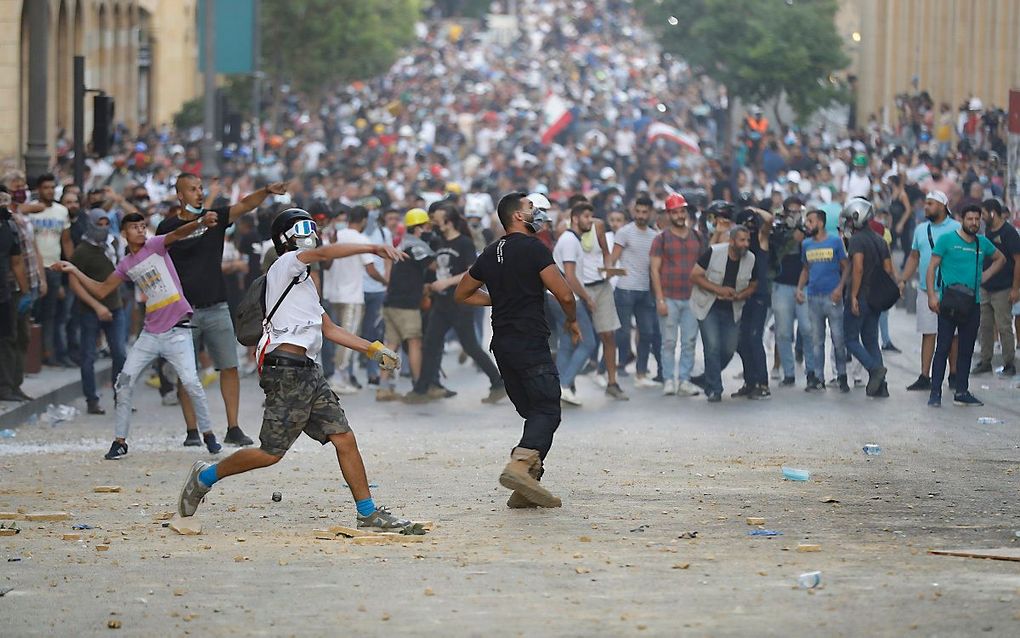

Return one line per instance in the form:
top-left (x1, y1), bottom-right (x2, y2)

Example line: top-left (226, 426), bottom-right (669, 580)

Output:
top-left (404, 208), bottom-right (429, 228)
top-left (445, 181), bottom-right (463, 195)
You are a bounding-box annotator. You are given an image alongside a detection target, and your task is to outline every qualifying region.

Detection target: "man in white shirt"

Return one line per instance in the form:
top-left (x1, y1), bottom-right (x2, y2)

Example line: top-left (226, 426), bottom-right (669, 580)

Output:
top-left (360, 210), bottom-right (392, 386)
top-left (841, 155), bottom-right (872, 201)
top-left (322, 206), bottom-right (386, 394)
top-left (27, 173), bottom-right (71, 367)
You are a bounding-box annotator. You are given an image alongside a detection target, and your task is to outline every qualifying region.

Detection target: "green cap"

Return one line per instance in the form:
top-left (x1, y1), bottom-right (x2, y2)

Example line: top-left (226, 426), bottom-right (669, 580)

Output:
top-left (852, 154), bottom-right (868, 167)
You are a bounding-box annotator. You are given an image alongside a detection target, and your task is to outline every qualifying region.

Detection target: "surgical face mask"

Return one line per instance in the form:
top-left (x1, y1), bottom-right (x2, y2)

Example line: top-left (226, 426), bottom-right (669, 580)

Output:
top-left (523, 210), bottom-right (549, 234)
top-left (334, 221), bottom-right (348, 231)
top-left (184, 203), bottom-right (203, 216)
top-left (705, 220), bottom-right (716, 235)
top-left (284, 219), bottom-right (318, 249)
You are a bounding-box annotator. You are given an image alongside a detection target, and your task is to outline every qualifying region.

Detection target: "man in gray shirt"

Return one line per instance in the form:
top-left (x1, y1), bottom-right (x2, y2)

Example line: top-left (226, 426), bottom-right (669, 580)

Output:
top-left (609, 195), bottom-right (661, 387)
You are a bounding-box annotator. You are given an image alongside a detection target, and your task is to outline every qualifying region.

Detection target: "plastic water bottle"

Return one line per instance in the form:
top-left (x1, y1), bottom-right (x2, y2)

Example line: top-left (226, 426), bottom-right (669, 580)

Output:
top-left (862, 444), bottom-right (881, 455)
top-left (0, 428), bottom-right (15, 439)
top-left (977, 417), bottom-right (1004, 425)
top-left (798, 571), bottom-right (822, 589)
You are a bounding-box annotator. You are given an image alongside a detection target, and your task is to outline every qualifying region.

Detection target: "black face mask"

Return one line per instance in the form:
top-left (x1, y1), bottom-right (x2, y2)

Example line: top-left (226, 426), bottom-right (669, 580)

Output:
top-left (0, 206), bottom-right (9, 221)
top-left (420, 231), bottom-right (435, 243)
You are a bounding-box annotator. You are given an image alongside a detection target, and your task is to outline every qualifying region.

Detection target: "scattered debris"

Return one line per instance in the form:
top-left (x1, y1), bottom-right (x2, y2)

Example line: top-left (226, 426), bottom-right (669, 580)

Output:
top-left (749, 530), bottom-right (782, 537)
top-left (42, 404), bottom-right (79, 425)
top-left (0, 428), bottom-right (15, 438)
top-left (71, 523), bottom-right (95, 530)
top-left (575, 567), bottom-right (591, 574)
top-left (797, 544), bottom-right (821, 552)
top-left (24, 512), bottom-right (71, 522)
top-left (62, 533), bottom-right (81, 541)
top-left (671, 563), bottom-right (690, 570)
top-left (93, 486), bottom-right (122, 493)
top-left (929, 548), bottom-right (1020, 562)
top-left (746, 517), bottom-right (766, 526)
top-left (579, 536), bottom-right (591, 543)
top-left (0, 522), bottom-right (19, 536)
top-left (677, 531), bottom-right (698, 539)
top-left (862, 444), bottom-right (881, 456)
top-left (96, 544), bottom-right (110, 552)
top-left (820, 497), bottom-right (840, 504)
top-left (424, 588), bottom-right (435, 596)
top-left (107, 619), bottom-right (122, 629)
top-left (399, 523), bottom-right (429, 536)
top-left (272, 492), bottom-right (282, 502)
top-left (629, 524), bottom-right (650, 533)
top-left (169, 519), bottom-right (203, 536)
top-left (797, 571), bottom-right (822, 589)
top-left (977, 417), bottom-right (1004, 425)
top-left (781, 467), bottom-right (810, 481)
top-left (0, 587), bottom-right (13, 597)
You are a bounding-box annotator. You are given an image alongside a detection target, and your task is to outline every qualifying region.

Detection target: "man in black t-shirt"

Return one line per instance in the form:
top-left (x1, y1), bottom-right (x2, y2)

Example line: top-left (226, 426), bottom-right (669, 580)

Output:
top-left (975, 198), bottom-right (1020, 376)
top-left (403, 206), bottom-right (504, 404)
top-left (0, 196), bottom-right (31, 402)
top-left (455, 192), bottom-right (580, 509)
top-left (156, 173), bottom-right (287, 448)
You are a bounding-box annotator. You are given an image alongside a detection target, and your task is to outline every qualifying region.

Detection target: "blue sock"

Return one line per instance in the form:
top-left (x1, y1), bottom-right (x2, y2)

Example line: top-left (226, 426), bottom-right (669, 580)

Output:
top-left (198, 464), bottom-right (219, 488)
top-left (355, 497), bottom-right (376, 517)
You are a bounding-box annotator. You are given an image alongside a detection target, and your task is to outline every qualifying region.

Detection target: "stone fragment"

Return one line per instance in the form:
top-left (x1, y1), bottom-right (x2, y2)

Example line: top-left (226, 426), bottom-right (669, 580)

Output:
top-left (25, 512), bottom-right (70, 522)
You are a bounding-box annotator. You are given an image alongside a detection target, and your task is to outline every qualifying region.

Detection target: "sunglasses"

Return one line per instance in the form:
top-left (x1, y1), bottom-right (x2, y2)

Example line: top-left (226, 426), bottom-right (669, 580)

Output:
top-left (284, 219), bottom-right (317, 239)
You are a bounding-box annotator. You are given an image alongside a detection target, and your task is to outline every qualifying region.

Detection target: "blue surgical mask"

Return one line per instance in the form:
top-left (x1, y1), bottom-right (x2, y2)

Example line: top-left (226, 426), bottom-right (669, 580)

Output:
top-left (184, 203), bottom-right (203, 215)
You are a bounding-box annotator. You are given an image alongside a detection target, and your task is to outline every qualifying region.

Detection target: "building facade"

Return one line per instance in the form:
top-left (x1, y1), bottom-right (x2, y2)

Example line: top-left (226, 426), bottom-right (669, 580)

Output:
top-left (0, 0), bottom-right (199, 177)
top-left (839, 0), bottom-right (1020, 127)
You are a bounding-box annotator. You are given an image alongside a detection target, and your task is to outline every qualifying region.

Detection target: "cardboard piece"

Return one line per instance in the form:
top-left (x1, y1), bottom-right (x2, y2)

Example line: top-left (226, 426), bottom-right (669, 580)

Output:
top-left (928, 548), bottom-right (1020, 562)
top-left (24, 512), bottom-right (71, 522)
top-left (93, 486), bottom-right (122, 493)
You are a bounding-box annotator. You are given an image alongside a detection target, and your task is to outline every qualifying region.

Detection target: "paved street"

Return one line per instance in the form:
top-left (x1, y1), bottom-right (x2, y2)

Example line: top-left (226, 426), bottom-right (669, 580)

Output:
top-left (2, 310), bottom-right (1020, 636)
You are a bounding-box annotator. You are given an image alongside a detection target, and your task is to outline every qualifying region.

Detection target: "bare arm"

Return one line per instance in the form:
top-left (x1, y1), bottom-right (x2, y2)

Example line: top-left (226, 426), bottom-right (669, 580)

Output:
top-left (594, 220), bottom-right (610, 264)
top-left (11, 253), bottom-right (28, 294)
top-left (650, 254), bottom-right (665, 303)
top-left (850, 252), bottom-right (865, 301)
top-left (297, 241), bottom-right (404, 266)
top-left (165, 212), bottom-right (219, 246)
top-left (321, 310), bottom-right (372, 353)
top-left (609, 243), bottom-right (623, 268)
top-left (454, 272), bottom-right (491, 307)
top-left (228, 182), bottom-right (287, 222)
top-left (690, 263), bottom-right (725, 297)
top-left (734, 278), bottom-right (758, 301)
top-left (51, 262), bottom-right (122, 300)
top-left (61, 228), bottom-right (74, 260)
top-left (1011, 251), bottom-right (1020, 304)
top-left (562, 261), bottom-right (592, 308)
top-left (925, 255), bottom-right (940, 298)
top-left (540, 264), bottom-right (576, 323)
top-left (899, 250), bottom-right (920, 284)
top-left (69, 275), bottom-right (111, 319)
top-left (365, 262), bottom-right (387, 286)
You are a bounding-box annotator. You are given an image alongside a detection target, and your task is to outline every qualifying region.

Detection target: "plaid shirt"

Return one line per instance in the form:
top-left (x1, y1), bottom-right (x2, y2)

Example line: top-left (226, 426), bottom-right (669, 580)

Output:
top-left (11, 213), bottom-right (41, 293)
top-left (650, 229), bottom-right (701, 300)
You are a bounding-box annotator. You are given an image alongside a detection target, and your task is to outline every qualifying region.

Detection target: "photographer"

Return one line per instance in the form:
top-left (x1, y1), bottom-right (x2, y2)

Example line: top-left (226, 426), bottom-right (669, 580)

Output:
top-left (731, 206), bottom-right (773, 400)
top-left (770, 197), bottom-right (815, 387)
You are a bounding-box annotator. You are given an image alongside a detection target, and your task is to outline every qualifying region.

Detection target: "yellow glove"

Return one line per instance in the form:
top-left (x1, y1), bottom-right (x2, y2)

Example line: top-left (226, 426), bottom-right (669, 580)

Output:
top-left (366, 341), bottom-right (400, 371)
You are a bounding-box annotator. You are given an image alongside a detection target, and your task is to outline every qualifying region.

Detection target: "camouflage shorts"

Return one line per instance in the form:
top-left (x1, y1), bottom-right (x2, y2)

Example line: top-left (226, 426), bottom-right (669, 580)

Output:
top-left (258, 362), bottom-right (351, 457)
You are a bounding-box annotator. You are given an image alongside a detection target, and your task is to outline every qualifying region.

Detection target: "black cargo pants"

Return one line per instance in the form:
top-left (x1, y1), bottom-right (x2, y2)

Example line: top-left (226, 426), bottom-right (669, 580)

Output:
top-left (490, 333), bottom-right (561, 459)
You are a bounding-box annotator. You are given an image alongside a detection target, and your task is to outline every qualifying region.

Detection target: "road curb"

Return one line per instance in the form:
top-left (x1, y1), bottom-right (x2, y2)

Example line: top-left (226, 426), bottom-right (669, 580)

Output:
top-left (0, 363), bottom-right (112, 428)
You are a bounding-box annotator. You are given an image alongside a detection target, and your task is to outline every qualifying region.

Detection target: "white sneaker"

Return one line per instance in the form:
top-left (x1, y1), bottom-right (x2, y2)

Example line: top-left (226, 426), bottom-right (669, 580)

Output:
top-left (676, 380), bottom-right (701, 396)
top-left (591, 373), bottom-right (608, 389)
top-left (560, 386), bottom-right (582, 406)
top-left (770, 368), bottom-right (781, 380)
top-left (330, 381), bottom-right (359, 395)
top-left (634, 375), bottom-right (661, 389)
top-left (662, 379), bottom-right (677, 396)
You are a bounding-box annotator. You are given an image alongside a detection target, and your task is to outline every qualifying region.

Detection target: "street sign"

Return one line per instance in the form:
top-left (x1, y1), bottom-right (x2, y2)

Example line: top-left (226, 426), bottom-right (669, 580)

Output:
top-left (197, 0), bottom-right (255, 74)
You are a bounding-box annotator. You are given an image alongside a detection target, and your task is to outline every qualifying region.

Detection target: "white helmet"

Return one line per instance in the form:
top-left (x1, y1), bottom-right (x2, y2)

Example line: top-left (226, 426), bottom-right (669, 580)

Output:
top-left (840, 197), bottom-right (874, 230)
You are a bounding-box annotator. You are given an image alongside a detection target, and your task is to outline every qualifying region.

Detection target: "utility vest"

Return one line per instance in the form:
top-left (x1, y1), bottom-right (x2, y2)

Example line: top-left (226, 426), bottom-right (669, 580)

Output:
top-left (691, 243), bottom-right (756, 322)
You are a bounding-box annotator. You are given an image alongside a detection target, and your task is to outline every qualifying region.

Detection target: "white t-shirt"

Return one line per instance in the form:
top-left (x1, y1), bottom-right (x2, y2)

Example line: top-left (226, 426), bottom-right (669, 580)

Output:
top-left (580, 228), bottom-right (605, 285)
top-left (842, 172), bottom-right (872, 200)
top-left (553, 230), bottom-right (583, 296)
top-left (362, 224), bottom-right (391, 295)
top-left (322, 228), bottom-right (372, 304)
top-left (30, 202), bottom-right (70, 266)
top-left (613, 222), bottom-right (656, 291)
top-left (258, 250), bottom-right (322, 361)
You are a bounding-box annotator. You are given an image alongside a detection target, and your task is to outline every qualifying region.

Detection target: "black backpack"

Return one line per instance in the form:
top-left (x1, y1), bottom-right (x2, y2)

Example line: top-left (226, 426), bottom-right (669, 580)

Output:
top-left (234, 271), bottom-right (304, 346)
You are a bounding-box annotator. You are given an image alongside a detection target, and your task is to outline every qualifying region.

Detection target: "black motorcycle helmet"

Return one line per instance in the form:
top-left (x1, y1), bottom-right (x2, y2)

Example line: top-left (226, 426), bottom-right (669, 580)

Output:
top-left (705, 199), bottom-right (735, 221)
top-left (271, 207), bottom-right (314, 254)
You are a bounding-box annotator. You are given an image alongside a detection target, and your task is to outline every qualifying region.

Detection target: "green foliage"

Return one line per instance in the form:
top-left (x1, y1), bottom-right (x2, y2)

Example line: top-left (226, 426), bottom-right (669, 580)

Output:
top-left (637, 0), bottom-right (850, 123)
top-left (261, 0), bottom-right (421, 98)
top-left (172, 77), bottom-right (256, 130)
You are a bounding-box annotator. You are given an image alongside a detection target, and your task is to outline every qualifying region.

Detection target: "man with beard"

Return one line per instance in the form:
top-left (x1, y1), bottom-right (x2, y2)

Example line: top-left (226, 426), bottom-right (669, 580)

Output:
top-left (454, 192), bottom-right (579, 508)
top-left (690, 226), bottom-right (758, 402)
top-left (731, 206), bottom-right (773, 400)
top-left (898, 191), bottom-right (961, 391)
top-left (926, 204), bottom-right (1005, 407)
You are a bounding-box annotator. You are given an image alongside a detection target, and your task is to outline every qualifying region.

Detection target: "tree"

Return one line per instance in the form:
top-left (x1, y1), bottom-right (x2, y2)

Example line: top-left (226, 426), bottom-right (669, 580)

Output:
top-left (261, 0), bottom-right (420, 99)
top-left (636, 0), bottom-right (849, 126)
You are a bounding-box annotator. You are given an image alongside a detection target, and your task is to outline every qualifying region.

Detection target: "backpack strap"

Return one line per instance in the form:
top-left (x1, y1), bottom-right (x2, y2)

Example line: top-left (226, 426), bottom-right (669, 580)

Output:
top-left (264, 267), bottom-right (309, 326)
top-left (927, 223), bottom-right (943, 289)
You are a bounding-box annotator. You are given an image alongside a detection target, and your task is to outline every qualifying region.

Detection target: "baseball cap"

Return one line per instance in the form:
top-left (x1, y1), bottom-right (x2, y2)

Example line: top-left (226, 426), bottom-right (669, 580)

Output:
top-left (526, 193), bottom-right (551, 210)
top-left (926, 190), bottom-right (951, 215)
top-left (664, 193), bottom-right (688, 210)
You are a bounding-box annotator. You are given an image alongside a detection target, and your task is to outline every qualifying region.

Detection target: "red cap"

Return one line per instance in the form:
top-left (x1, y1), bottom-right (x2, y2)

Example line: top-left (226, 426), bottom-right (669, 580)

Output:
top-left (665, 193), bottom-right (688, 210)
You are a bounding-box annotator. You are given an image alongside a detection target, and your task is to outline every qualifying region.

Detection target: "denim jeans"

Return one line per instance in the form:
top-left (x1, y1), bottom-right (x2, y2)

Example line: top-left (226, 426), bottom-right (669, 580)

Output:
top-left (699, 303), bottom-right (739, 396)
top-left (658, 297), bottom-right (698, 382)
top-left (879, 310), bottom-right (892, 347)
top-left (39, 269), bottom-right (67, 360)
top-left (932, 303), bottom-right (979, 396)
top-left (79, 307), bottom-right (127, 403)
top-left (844, 300), bottom-right (883, 371)
top-left (115, 326), bottom-right (213, 440)
top-left (549, 295), bottom-right (596, 387)
top-left (360, 291), bottom-right (385, 378)
top-left (807, 294), bottom-right (846, 378)
top-left (737, 296), bottom-right (770, 387)
top-left (614, 287), bottom-right (657, 375)
top-left (772, 283), bottom-right (816, 379)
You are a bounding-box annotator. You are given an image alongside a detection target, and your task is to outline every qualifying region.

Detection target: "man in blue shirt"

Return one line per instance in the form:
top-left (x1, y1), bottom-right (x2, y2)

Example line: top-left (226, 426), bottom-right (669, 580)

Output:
top-left (898, 190), bottom-right (961, 391)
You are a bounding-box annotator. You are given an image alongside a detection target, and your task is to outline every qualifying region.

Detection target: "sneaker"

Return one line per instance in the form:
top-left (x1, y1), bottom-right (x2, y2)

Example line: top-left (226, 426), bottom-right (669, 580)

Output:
top-left (177, 460), bottom-right (212, 517)
top-left (86, 401), bottom-right (105, 415)
top-left (769, 368), bottom-right (781, 380)
top-left (662, 379), bottom-right (677, 396)
top-left (750, 385), bottom-right (772, 400)
top-left (347, 375), bottom-right (363, 390)
top-left (906, 375), bottom-right (931, 391)
top-left (730, 385), bottom-right (753, 399)
top-left (634, 375), bottom-right (661, 389)
top-left (200, 368), bottom-right (219, 387)
top-left (927, 393), bottom-right (942, 407)
top-left (853, 378), bottom-right (866, 388)
top-left (375, 387), bottom-right (399, 402)
top-left (427, 384), bottom-right (456, 399)
top-left (676, 380), bottom-right (701, 397)
top-left (805, 376), bottom-right (826, 392)
top-left (591, 373), bottom-right (608, 389)
top-left (224, 427), bottom-right (254, 447)
top-left (401, 391), bottom-right (433, 404)
top-left (104, 440), bottom-right (128, 460)
top-left (481, 385), bottom-right (507, 404)
top-left (875, 381), bottom-right (890, 398)
top-left (183, 430), bottom-right (202, 447)
top-left (357, 506), bottom-right (412, 531)
top-left (881, 342), bottom-right (901, 353)
top-left (330, 381), bottom-right (359, 395)
top-left (145, 374), bottom-right (161, 389)
top-left (161, 392), bottom-right (179, 406)
top-left (780, 377), bottom-right (796, 387)
top-left (953, 392), bottom-right (983, 407)
top-left (689, 374), bottom-right (708, 390)
top-left (560, 386), bottom-right (582, 406)
top-left (971, 361), bottom-right (993, 375)
top-left (366, 376), bottom-right (380, 388)
top-left (605, 383), bottom-right (629, 400)
top-left (706, 393), bottom-right (722, 403)
top-left (866, 366), bottom-right (887, 396)
top-left (837, 375), bottom-right (851, 393)
top-left (203, 432), bottom-right (222, 454)
top-left (999, 364), bottom-right (1017, 377)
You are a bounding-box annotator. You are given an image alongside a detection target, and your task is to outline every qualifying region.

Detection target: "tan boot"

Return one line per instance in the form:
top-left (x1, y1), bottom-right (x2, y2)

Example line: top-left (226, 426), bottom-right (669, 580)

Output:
top-left (507, 491), bottom-right (539, 508)
top-left (375, 387), bottom-right (398, 402)
top-left (499, 447), bottom-right (561, 508)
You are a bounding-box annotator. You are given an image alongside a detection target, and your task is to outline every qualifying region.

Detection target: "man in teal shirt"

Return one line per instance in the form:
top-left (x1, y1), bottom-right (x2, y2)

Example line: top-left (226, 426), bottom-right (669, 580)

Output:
top-left (925, 204), bottom-right (1005, 407)
top-left (898, 190), bottom-right (960, 391)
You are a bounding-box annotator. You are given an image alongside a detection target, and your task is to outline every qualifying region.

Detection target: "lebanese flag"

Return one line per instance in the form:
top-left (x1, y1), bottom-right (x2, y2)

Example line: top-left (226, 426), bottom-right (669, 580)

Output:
top-left (541, 93), bottom-right (573, 144)
top-left (646, 122), bottom-right (701, 154)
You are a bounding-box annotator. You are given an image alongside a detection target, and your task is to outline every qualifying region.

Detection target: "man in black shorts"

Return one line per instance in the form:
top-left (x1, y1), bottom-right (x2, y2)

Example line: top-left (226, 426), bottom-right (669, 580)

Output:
top-left (177, 208), bottom-right (414, 530)
top-left (455, 192), bottom-right (579, 508)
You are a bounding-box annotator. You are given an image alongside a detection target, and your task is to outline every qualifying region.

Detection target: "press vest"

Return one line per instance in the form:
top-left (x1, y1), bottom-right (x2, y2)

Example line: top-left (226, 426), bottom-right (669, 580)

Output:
top-left (691, 243), bottom-right (756, 322)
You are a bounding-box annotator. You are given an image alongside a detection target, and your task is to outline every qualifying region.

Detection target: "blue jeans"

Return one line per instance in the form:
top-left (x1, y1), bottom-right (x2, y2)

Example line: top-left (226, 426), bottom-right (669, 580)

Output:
top-left (737, 296), bottom-right (770, 387)
top-left (39, 269), bottom-right (67, 360)
top-left (79, 307), bottom-right (127, 403)
top-left (360, 291), bottom-right (385, 378)
top-left (879, 310), bottom-right (891, 346)
top-left (658, 298), bottom-right (698, 382)
top-left (549, 296), bottom-right (596, 387)
top-left (807, 294), bottom-right (847, 378)
top-left (772, 283), bottom-right (816, 379)
top-left (844, 300), bottom-right (883, 371)
top-left (614, 288), bottom-right (657, 376)
top-left (699, 303), bottom-right (739, 396)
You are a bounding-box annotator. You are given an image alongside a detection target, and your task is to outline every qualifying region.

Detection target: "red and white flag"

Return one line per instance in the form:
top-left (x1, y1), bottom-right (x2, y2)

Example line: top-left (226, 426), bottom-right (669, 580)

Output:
top-left (646, 122), bottom-right (701, 154)
top-left (541, 93), bottom-right (573, 145)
